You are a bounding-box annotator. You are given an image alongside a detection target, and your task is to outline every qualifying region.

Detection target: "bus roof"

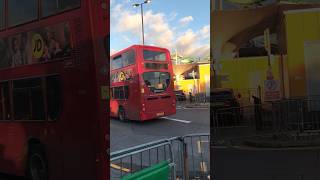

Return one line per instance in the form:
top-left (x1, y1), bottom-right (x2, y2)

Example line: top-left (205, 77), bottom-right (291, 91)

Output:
top-left (110, 45), bottom-right (170, 59)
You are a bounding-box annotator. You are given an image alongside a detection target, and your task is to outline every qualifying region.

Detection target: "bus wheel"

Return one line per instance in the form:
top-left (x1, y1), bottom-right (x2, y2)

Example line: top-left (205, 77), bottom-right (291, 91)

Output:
top-left (27, 145), bottom-right (48, 180)
top-left (118, 107), bottom-right (126, 121)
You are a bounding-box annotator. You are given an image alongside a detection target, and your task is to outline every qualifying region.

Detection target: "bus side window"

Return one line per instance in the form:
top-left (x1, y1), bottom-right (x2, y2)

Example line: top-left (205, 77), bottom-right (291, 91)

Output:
top-left (46, 75), bottom-right (61, 121)
top-left (122, 50), bottom-right (135, 67)
top-left (110, 88), bottom-right (113, 99)
top-left (124, 86), bottom-right (129, 99)
top-left (127, 50), bottom-right (135, 66)
top-left (13, 78), bottom-right (45, 121)
top-left (42, 0), bottom-right (81, 17)
top-left (118, 87), bottom-right (124, 100)
top-left (113, 87), bottom-right (119, 99)
top-left (112, 55), bottom-right (122, 70)
top-left (0, 82), bottom-right (11, 121)
top-left (8, 0), bottom-right (38, 27)
top-left (0, 0), bottom-right (4, 30)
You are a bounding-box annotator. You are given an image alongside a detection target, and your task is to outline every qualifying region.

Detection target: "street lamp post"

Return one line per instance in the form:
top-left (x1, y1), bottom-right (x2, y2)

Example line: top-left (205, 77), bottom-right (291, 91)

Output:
top-left (133, 0), bottom-right (151, 45)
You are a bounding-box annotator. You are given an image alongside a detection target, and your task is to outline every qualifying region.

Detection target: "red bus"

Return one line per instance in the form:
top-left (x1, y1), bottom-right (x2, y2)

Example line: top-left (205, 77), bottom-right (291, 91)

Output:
top-left (110, 45), bottom-right (176, 121)
top-left (0, 1), bottom-right (109, 180)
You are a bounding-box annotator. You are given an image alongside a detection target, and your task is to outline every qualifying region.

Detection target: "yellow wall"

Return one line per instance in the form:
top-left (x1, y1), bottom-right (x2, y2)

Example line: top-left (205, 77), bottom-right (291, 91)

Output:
top-left (199, 64), bottom-right (210, 93)
top-left (175, 79), bottom-right (197, 95)
top-left (216, 56), bottom-right (282, 100)
top-left (285, 10), bottom-right (320, 97)
top-left (174, 64), bottom-right (210, 95)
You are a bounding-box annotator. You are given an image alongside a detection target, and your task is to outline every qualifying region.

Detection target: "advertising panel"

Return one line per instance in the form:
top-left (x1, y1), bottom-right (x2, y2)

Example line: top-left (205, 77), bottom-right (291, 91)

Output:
top-left (0, 22), bottom-right (72, 69)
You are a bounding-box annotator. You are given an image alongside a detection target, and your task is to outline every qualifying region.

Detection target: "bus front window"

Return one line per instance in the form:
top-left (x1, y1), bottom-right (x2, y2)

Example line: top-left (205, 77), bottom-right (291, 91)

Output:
top-left (143, 50), bottom-right (166, 61)
top-left (143, 72), bottom-right (170, 93)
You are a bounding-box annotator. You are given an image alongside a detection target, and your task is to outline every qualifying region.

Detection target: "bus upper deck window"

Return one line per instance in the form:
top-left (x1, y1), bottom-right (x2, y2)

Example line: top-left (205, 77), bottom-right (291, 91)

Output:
top-left (125, 50), bottom-right (135, 65)
top-left (143, 50), bottom-right (166, 61)
top-left (8, 0), bottom-right (38, 27)
top-left (42, 0), bottom-right (81, 17)
top-left (0, 0), bottom-right (4, 30)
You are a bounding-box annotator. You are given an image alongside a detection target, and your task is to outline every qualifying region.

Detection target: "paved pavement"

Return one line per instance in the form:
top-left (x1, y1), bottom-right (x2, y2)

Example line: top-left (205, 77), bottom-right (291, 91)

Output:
top-left (111, 108), bottom-right (210, 152)
top-left (212, 146), bottom-right (320, 180)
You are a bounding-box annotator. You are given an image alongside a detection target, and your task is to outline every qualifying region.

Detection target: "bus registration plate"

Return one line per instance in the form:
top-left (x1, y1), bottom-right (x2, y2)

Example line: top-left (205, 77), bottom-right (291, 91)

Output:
top-left (156, 112), bottom-right (164, 116)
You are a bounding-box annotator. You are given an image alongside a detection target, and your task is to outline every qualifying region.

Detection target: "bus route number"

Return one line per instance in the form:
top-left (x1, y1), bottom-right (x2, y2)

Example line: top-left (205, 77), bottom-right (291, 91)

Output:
top-left (32, 33), bottom-right (44, 59)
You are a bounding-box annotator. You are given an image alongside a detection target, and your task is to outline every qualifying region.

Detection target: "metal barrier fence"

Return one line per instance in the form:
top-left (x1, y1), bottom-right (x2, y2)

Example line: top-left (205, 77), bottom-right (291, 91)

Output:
top-left (110, 139), bottom-right (175, 180)
top-left (212, 98), bottom-right (320, 138)
top-left (193, 93), bottom-right (210, 103)
top-left (110, 133), bottom-right (210, 180)
top-left (181, 134), bottom-right (210, 180)
top-left (176, 93), bottom-right (209, 108)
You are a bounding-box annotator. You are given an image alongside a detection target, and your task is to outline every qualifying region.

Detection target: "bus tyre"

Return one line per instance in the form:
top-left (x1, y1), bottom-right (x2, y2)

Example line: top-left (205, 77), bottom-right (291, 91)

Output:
top-left (118, 107), bottom-right (126, 121)
top-left (27, 145), bottom-right (48, 180)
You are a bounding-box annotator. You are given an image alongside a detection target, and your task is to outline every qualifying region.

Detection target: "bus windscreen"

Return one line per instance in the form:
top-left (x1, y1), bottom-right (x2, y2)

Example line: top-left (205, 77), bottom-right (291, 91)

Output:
top-left (143, 72), bottom-right (170, 93)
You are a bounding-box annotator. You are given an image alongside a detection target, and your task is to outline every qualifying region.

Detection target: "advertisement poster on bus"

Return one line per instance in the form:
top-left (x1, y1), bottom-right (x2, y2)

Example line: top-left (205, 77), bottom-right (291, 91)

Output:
top-left (0, 22), bottom-right (72, 69)
top-left (111, 69), bottom-right (133, 83)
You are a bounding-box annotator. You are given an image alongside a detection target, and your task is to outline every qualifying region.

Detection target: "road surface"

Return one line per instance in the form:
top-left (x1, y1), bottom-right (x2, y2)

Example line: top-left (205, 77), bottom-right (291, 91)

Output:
top-left (111, 107), bottom-right (210, 151)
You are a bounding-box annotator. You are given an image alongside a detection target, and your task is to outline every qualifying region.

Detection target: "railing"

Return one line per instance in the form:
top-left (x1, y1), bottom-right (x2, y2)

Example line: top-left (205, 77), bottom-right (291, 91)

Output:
top-left (193, 93), bottom-right (210, 103)
top-left (180, 134), bottom-right (210, 180)
top-left (110, 139), bottom-right (175, 180)
top-left (212, 98), bottom-right (320, 139)
top-left (176, 93), bottom-right (209, 108)
top-left (110, 133), bottom-right (210, 180)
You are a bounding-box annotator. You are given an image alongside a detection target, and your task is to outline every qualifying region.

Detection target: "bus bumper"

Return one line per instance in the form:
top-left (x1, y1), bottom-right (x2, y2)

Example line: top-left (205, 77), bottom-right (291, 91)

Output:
top-left (140, 108), bottom-right (176, 121)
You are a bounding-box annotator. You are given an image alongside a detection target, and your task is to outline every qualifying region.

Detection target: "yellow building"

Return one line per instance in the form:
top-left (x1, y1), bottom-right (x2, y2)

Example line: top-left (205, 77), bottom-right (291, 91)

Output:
top-left (173, 63), bottom-right (210, 96)
top-left (285, 8), bottom-right (320, 97)
top-left (212, 3), bottom-right (320, 101)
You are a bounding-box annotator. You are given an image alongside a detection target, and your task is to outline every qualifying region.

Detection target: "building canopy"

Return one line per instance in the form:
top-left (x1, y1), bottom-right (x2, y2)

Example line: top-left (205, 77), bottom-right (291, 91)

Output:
top-left (212, 3), bottom-right (320, 60)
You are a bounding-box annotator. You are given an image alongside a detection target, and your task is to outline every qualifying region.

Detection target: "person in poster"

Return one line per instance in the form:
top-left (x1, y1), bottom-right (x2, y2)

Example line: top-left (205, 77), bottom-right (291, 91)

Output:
top-left (40, 23), bottom-right (71, 62)
top-left (11, 37), bottom-right (24, 67)
top-left (20, 32), bottom-right (28, 65)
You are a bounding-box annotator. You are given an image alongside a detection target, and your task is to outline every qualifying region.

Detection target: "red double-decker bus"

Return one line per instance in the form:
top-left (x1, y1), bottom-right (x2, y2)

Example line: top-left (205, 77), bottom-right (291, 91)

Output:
top-left (110, 45), bottom-right (176, 121)
top-left (0, 0), bottom-right (109, 180)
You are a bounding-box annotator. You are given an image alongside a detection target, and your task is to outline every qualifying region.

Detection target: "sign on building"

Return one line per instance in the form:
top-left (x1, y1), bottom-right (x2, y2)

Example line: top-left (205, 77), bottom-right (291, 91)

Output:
top-left (264, 79), bottom-right (281, 101)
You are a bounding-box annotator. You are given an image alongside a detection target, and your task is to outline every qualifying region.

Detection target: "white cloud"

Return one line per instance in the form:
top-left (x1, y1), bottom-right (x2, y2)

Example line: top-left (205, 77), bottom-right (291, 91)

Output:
top-left (111, 2), bottom-right (209, 58)
top-left (144, 11), bottom-right (174, 48)
top-left (112, 6), bottom-right (141, 35)
top-left (199, 25), bottom-right (210, 40)
top-left (179, 16), bottom-right (194, 26)
top-left (175, 28), bottom-right (210, 58)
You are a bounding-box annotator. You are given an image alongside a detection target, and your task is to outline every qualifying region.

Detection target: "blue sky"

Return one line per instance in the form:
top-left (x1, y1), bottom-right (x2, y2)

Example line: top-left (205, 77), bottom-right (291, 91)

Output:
top-left (110, 0), bottom-right (210, 58)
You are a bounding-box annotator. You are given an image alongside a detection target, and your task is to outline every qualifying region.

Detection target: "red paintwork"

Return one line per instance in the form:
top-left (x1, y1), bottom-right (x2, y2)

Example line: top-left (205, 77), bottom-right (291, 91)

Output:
top-left (0, 1), bottom-right (109, 180)
top-left (110, 45), bottom-right (176, 121)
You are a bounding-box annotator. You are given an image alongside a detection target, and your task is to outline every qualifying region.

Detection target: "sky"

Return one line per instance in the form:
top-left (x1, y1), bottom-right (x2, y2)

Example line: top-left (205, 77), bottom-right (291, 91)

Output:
top-left (110, 0), bottom-right (210, 58)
